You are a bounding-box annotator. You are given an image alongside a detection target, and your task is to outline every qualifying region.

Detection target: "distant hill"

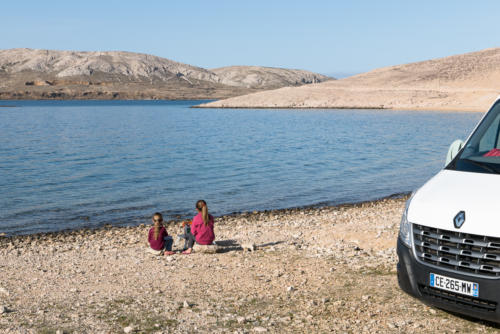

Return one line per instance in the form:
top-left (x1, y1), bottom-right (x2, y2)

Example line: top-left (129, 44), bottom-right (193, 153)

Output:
top-left (211, 66), bottom-right (331, 89)
top-left (0, 49), bottom-right (332, 100)
top-left (199, 48), bottom-right (500, 112)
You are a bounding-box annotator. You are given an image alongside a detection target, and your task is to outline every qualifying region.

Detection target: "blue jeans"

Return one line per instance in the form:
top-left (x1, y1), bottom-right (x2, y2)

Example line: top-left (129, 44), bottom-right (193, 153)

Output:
top-left (163, 236), bottom-right (173, 251)
top-left (178, 225), bottom-right (196, 250)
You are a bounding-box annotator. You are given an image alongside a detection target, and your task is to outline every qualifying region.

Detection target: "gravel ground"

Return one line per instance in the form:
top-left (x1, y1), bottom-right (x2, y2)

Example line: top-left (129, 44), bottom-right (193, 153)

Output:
top-left (1, 197), bottom-right (500, 333)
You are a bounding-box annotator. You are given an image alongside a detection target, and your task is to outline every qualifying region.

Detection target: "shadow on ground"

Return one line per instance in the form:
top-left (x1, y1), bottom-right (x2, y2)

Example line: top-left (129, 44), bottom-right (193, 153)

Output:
top-left (214, 239), bottom-right (285, 253)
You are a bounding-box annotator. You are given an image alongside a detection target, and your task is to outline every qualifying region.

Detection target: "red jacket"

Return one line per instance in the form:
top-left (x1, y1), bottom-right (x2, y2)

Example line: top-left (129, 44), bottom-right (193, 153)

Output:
top-left (148, 226), bottom-right (168, 250)
top-left (191, 213), bottom-right (215, 245)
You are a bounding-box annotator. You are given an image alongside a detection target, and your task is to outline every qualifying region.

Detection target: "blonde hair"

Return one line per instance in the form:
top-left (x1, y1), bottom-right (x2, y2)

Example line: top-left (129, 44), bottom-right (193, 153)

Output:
top-left (153, 212), bottom-right (163, 240)
top-left (196, 200), bottom-right (209, 226)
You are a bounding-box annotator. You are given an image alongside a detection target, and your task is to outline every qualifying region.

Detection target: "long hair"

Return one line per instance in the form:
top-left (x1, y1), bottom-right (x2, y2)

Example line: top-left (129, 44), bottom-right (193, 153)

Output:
top-left (196, 200), bottom-right (209, 226)
top-left (153, 212), bottom-right (163, 240)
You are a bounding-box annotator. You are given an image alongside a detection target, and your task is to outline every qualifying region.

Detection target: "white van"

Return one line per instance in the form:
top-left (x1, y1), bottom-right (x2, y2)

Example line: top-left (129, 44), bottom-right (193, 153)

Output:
top-left (397, 96), bottom-right (500, 323)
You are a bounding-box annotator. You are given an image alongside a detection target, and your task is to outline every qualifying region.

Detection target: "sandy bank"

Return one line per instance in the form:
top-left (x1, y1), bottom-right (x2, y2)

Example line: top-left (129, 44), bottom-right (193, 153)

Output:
top-left (196, 86), bottom-right (498, 112)
top-left (0, 197), bottom-right (497, 333)
top-left (198, 48), bottom-right (500, 112)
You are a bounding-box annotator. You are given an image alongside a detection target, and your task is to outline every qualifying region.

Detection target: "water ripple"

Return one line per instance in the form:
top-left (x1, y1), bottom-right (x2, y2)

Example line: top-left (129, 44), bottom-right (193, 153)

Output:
top-left (0, 100), bottom-right (482, 235)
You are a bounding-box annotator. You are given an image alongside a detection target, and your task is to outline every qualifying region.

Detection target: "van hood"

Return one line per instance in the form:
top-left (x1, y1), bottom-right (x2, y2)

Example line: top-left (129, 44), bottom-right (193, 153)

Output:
top-left (408, 169), bottom-right (500, 238)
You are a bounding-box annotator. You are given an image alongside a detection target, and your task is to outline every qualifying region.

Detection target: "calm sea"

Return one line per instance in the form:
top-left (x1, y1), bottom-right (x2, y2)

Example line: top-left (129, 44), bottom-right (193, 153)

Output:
top-left (0, 100), bottom-right (482, 235)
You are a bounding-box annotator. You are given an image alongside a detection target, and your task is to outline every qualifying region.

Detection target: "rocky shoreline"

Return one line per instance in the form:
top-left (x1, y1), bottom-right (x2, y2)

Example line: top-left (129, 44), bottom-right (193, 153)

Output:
top-left (1, 197), bottom-right (498, 333)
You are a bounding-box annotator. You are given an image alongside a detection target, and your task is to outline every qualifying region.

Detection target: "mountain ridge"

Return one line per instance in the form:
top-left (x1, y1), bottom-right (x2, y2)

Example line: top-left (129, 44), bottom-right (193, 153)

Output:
top-left (0, 48), bottom-right (333, 100)
top-left (211, 65), bottom-right (330, 89)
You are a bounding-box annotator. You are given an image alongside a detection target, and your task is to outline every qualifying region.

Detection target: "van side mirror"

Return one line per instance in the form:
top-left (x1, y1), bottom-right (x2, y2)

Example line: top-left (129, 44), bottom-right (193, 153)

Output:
top-left (445, 139), bottom-right (464, 166)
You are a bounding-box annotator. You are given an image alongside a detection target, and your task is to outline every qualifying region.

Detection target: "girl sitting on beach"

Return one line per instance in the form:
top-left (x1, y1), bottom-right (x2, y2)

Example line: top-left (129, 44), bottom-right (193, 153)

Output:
top-left (148, 212), bottom-right (174, 255)
top-left (181, 200), bottom-right (215, 254)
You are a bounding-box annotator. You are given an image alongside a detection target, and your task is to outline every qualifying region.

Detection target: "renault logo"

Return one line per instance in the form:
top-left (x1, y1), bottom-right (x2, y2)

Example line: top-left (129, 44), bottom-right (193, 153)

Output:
top-left (454, 211), bottom-right (466, 229)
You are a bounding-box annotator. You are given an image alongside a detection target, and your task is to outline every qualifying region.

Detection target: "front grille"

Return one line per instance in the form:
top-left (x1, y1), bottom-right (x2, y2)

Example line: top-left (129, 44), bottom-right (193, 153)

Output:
top-left (413, 224), bottom-right (500, 277)
top-left (419, 284), bottom-right (497, 312)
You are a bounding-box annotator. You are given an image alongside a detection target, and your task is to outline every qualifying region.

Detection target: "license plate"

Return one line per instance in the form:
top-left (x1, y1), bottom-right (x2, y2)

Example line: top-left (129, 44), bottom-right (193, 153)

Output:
top-left (430, 273), bottom-right (478, 297)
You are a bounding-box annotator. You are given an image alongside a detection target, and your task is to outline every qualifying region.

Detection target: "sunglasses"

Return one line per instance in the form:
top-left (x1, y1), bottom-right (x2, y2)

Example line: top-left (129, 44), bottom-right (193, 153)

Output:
top-left (153, 218), bottom-right (163, 222)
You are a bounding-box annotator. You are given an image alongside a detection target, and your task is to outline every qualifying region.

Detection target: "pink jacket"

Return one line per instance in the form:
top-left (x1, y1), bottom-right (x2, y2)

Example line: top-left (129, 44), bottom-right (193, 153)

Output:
top-left (191, 213), bottom-right (215, 245)
top-left (148, 226), bottom-right (168, 250)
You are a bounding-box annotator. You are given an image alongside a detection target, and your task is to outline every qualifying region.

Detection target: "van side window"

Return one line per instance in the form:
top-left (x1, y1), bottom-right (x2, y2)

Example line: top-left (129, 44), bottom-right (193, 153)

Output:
top-left (479, 114), bottom-right (500, 152)
top-left (452, 101), bottom-right (500, 174)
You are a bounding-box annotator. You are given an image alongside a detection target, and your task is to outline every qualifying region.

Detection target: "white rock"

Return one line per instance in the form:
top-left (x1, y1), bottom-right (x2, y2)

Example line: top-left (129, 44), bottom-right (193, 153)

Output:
top-left (253, 327), bottom-right (268, 333)
top-left (241, 242), bottom-right (256, 252)
top-left (287, 286), bottom-right (295, 292)
top-left (237, 316), bottom-right (246, 324)
top-left (193, 244), bottom-right (220, 254)
top-left (0, 305), bottom-right (7, 314)
top-left (183, 300), bottom-right (192, 308)
top-left (123, 326), bottom-right (134, 333)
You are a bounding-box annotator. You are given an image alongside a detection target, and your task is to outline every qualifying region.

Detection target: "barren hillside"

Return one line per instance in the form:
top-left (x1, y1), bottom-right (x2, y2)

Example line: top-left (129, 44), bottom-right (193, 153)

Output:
top-left (212, 66), bottom-right (331, 89)
top-left (199, 48), bottom-right (500, 111)
top-left (0, 49), bottom-right (331, 100)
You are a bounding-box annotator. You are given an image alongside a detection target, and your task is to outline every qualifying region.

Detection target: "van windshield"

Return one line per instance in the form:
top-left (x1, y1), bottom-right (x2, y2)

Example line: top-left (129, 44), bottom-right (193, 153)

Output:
top-left (449, 101), bottom-right (500, 174)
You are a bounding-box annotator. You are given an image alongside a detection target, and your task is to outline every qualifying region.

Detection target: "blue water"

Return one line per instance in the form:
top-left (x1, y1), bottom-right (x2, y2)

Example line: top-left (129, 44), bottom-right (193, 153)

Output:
top-left (0, 100), bottom-right (482, 235)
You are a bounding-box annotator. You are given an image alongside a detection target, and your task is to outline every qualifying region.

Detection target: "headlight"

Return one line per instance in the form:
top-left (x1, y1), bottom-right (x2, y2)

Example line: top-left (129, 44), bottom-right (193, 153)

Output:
top-left (399, 193), bottom-right (415, 247)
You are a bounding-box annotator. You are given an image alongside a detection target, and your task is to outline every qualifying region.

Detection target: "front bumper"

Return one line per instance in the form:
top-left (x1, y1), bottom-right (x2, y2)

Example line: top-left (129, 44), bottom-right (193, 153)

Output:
top-left (397, 237), bottom-right (500, 323)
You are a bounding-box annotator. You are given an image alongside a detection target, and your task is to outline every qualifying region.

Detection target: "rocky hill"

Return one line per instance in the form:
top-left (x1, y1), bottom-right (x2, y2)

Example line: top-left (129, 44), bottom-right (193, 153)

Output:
top-left (0, 49), bottom-right (332, 100)
top-left (211, 66), bottom-right (331, 89)
top-left (199, 48), bottom-right (500, 112)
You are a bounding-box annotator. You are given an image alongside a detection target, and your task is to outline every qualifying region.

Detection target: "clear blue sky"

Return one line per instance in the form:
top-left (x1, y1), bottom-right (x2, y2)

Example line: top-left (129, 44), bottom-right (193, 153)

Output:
top-left (2, 1), bottom-right (499, 76)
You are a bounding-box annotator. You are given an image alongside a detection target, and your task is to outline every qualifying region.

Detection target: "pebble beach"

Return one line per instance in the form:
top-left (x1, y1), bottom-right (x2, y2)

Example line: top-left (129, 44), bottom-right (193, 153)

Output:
top-left (1, 196), bottom-right (499, 333)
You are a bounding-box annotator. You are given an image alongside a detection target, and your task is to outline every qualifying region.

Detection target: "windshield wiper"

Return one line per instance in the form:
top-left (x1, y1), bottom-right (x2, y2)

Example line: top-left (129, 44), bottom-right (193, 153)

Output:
top-left (461, 158), bottom-right (500, 174)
